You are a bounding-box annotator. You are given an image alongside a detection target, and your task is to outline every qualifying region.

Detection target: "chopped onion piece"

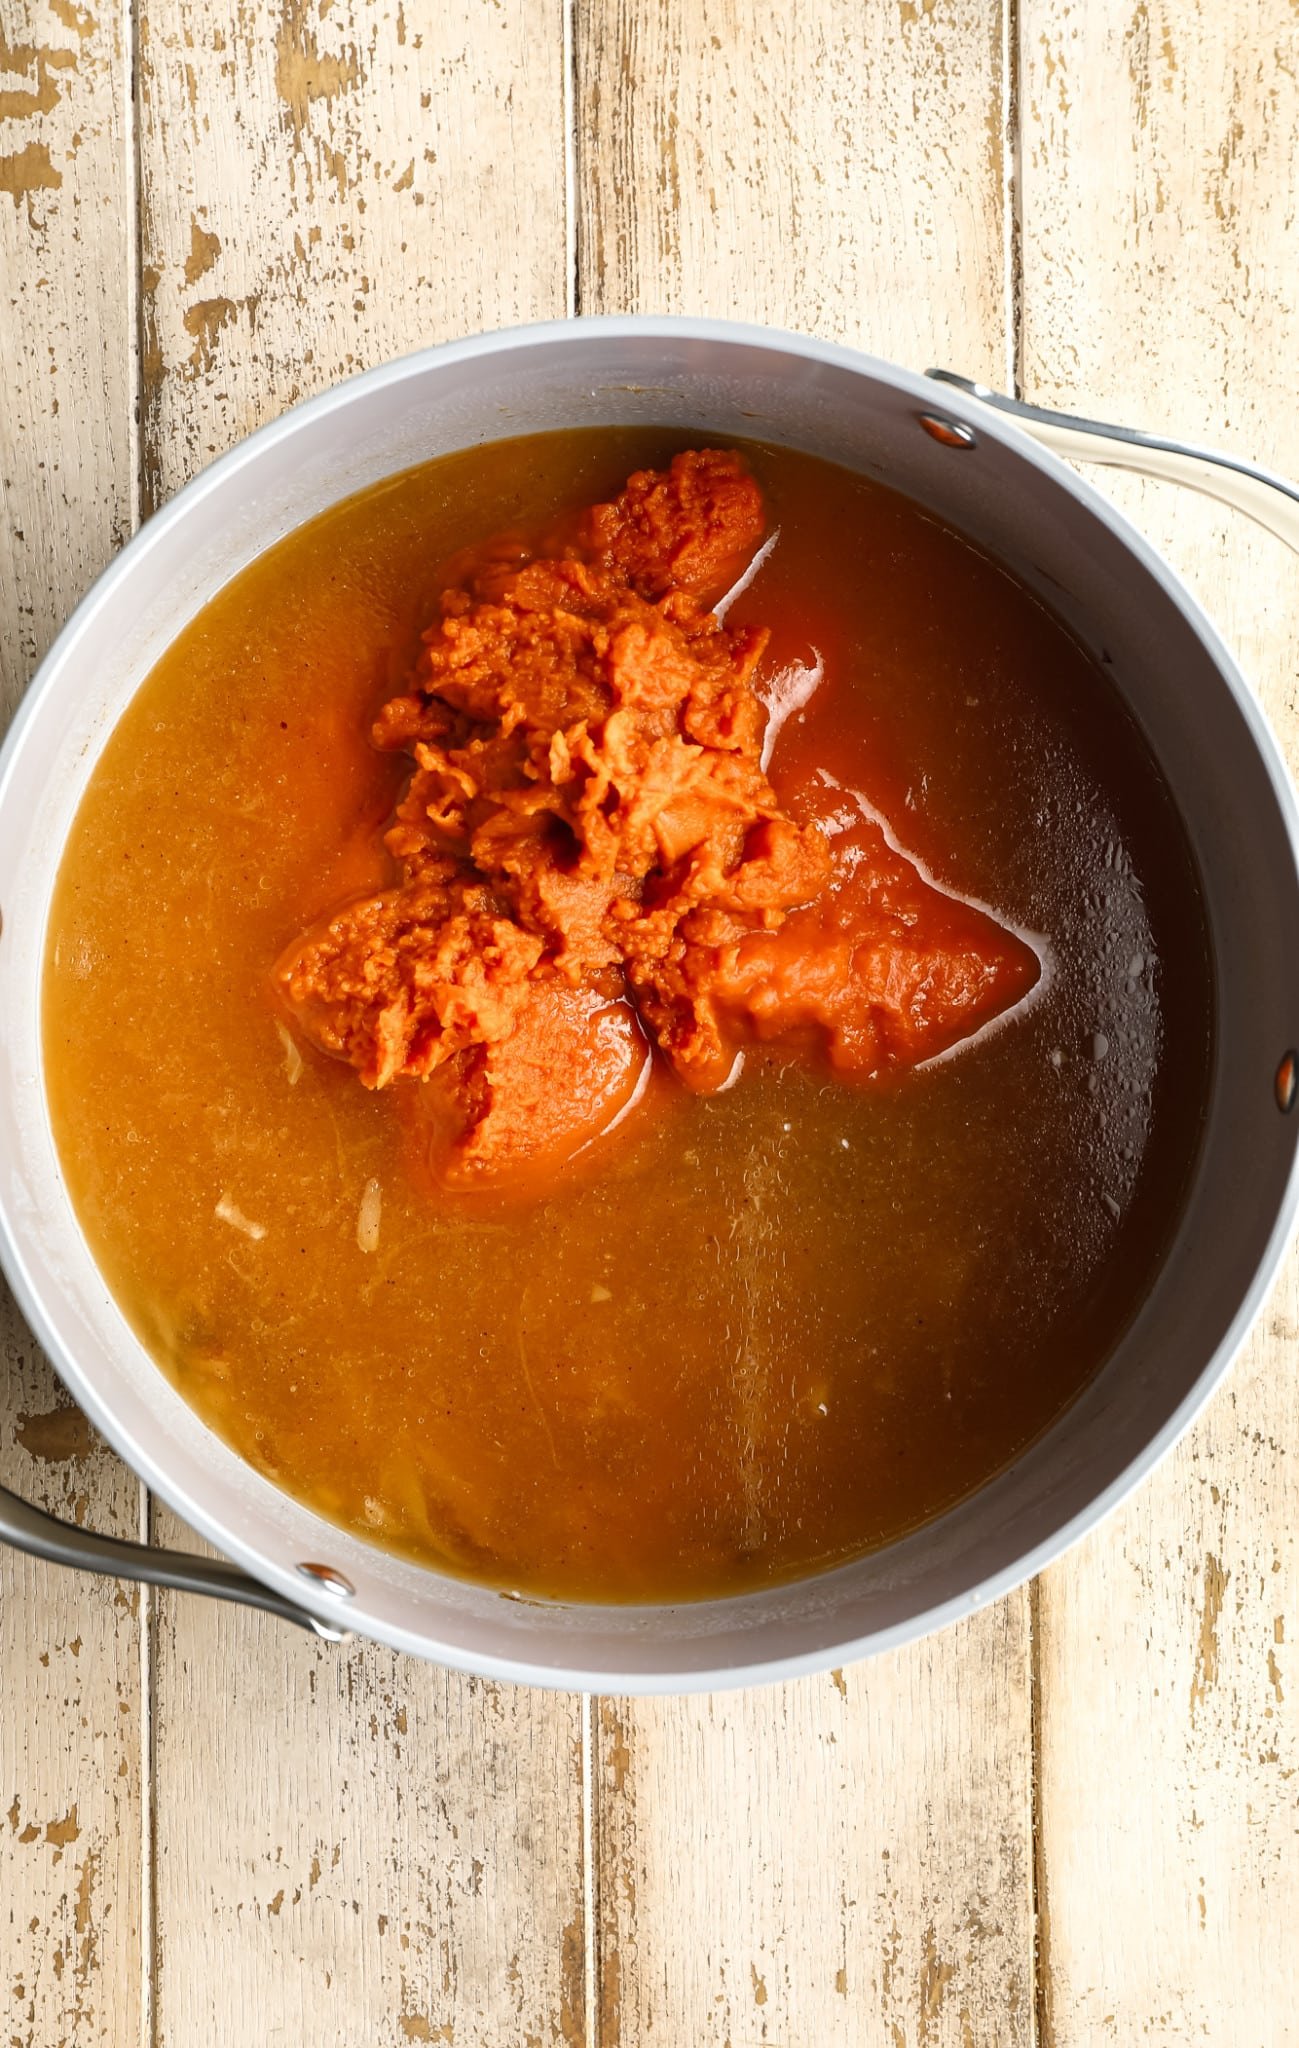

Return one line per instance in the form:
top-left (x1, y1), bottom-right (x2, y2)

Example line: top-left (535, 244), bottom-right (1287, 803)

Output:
top-left (215, 1195), bottom-right (266, 1242)
top-left (275, 1019), bottom-right (304, 1085)
top-left (357, 1177), bottom-right (382, 1254)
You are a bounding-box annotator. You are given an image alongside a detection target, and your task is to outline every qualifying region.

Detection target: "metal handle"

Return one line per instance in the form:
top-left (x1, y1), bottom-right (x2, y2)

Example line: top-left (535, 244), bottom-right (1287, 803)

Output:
top-left (0, 1476), bottom-right (348, 1640)
top-left (925, 370), bottom-right (1299, 559)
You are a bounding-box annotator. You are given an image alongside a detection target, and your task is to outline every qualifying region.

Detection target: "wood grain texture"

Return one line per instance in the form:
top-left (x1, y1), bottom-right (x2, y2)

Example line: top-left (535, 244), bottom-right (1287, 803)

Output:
top-left (8, 0), bottom-right (1299, 2040)
top-left (1, 1), bottom-right (141, 2042)
top-left (576, 0), bottom-right (1012, 384)
top-left (575, 6), bottom-right (1035, 2041)
top-left (595, 1607), bottom-right (1033, 2048)
top-left (0, 0), bottom-right (134, 719)
top-left (138, 0), bottom-right (567, 502)
top-left (1020, 2), bottom-right (1299, 2039)
top-left (151, 1603), bottom-right (587, 2048)
top-left (135, 4), bottom-right (585, 2043)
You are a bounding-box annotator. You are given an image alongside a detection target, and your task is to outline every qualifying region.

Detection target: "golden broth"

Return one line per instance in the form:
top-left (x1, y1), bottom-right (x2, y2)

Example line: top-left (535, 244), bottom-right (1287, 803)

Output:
top-left (43, 430), bottom-right (1213, 1600)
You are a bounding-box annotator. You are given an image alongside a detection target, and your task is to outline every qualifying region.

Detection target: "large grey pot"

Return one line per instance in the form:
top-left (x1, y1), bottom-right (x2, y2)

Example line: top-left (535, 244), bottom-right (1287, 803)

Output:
top-left (2, 317), bottom-right (1297, 1691)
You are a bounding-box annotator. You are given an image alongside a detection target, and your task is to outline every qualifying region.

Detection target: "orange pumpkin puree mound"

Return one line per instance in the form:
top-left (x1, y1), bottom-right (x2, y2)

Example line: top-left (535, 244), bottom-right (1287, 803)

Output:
top-left (277, 449), bottom-right (1041, 1186)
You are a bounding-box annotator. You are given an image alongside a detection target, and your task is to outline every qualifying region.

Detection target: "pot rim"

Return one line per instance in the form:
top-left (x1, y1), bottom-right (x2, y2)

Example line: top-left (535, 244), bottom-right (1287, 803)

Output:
top-left (3, 312), bottom-right (1298, 1691)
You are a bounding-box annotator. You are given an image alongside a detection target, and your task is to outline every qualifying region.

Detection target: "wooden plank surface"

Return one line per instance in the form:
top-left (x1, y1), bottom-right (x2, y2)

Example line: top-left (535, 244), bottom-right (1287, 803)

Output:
top-left (137, 0), bottom-right (566, 510)
top-left (1020, 3), bottom-right (1299, 2040)
top-left (4, 0), bottom-right (1299, 2041)
top-left (134, 4), bottom-right (586, 2045)
top-left (0, 2), bottom-right (142, 2044)
top-left (575, 6), bottom-right (1037, 2043)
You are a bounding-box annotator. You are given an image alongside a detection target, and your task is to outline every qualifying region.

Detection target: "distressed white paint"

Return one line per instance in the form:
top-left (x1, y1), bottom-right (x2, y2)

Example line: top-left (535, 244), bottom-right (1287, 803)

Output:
top-left (3, 0), bottom-right (1298, 2040)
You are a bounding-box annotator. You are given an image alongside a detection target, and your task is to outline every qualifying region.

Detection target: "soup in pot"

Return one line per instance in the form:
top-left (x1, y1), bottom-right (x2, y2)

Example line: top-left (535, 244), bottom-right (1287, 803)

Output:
top-left (43, 429), bottom-right (1213, 1601)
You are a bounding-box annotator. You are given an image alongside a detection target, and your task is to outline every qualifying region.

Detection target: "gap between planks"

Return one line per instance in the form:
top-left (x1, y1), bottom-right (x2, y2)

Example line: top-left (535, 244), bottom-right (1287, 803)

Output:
top-left (570, 13), bottom-right (595, 2044)
top-left (123, 0), bottom-right (155, 2041)
top-left (1005, 6), bottom-right (1044, 2040)
top-left (1003, 0), bottom-right (1024, 397)
top-left (1029, 1574), bottom-right (1051, 2048)
top-left (563, 0), bottom-right (578, 320)
top-left (582, 1690), bottom-right (599, 2048)
top-left (138, 1507), bottom-right (154, 2048)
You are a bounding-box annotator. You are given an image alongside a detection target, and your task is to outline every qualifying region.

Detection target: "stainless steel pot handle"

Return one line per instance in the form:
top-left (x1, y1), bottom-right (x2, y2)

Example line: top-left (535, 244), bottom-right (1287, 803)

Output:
top-left (925, 370), bottom-right (1299, 558)
top-left (0, 1475), bottom-right (348, 1639)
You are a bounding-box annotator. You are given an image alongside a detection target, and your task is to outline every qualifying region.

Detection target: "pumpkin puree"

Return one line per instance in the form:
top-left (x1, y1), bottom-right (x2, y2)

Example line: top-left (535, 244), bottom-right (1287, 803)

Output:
top-left (278, 450), bottom-right (1041, 1186)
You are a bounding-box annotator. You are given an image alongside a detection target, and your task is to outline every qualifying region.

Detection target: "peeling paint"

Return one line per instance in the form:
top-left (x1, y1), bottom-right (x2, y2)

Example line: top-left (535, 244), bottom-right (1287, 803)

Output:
top-left (1190, 1552), bottom-right (1230, 1720)
top-left (49, 0), bottom-right (96, 35)
top-left (0, 26), bottom-right (76, 123)
top-left (181, 291), bottom-right (257, 375)
top-left (275, 0), bottom-right (360, 150)
top-left (0, 139), bottom-right (63, 208)
top-left (43, 1804), bottom-right (80, 1849)
top-left (919, 1921), bottom-right (956, 2038)
top-left (559, 1915), bottom-right (584, 2046)
top-left (183, 215), bottom-right (222, 283)
top-left (397, 2014), bottom-right (452, 2044)
top-left (13, 1404), bottom-right (94, 1462)
top-left (601, 1704), bottom-right (632, 1795)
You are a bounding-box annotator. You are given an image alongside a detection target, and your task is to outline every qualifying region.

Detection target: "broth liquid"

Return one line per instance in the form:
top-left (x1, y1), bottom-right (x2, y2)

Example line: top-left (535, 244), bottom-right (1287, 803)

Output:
top-left (42, 431), bottom-right (1213, 1600)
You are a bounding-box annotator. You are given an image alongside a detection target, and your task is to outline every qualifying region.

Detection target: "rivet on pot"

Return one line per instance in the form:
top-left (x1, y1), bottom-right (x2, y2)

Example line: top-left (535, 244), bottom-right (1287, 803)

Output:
top-left (918, 412), bottom-right (977, 450)
top-left (1276, 1051), bottom-right (1298, 1113)
top-left (296, 1561), bottom-right (356, 1597)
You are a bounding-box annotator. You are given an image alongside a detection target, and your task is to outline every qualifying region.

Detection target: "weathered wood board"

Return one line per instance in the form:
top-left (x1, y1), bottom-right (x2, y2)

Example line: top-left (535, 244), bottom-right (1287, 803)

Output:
top-left (3, 0), bottom-right (1298, 2040)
